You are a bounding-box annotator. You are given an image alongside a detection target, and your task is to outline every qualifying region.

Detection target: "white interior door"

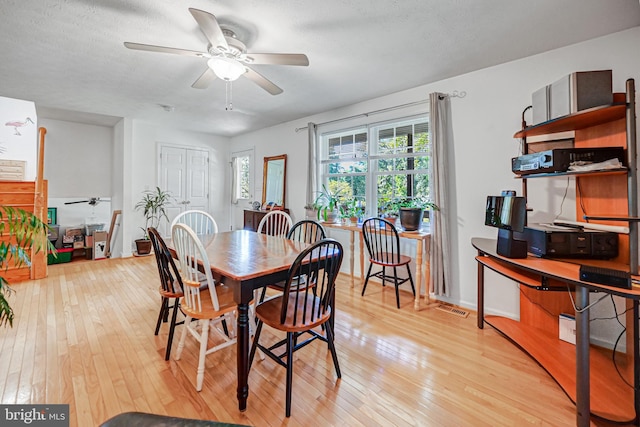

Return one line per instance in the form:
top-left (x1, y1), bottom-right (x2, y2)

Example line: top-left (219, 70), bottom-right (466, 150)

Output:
top-left (159, 145), bottom-right (209, 236)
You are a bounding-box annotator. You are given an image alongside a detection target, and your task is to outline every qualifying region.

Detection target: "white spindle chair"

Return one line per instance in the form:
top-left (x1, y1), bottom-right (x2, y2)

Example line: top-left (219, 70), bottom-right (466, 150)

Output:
top-left (257, 210), bottom-right (292, 237)
top-left (172, 223), bottom-right (236, 391)
top-left (171, 210), bottom-right (218, 236)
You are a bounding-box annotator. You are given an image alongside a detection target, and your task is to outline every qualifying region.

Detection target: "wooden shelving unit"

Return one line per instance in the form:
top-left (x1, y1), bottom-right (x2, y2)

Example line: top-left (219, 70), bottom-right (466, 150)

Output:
top-left (485, 316), bottom-right (635, 422)
top-left (476, 79), bottom-right (638, 425)
top-left (514, 103), bottom-right (626, 138)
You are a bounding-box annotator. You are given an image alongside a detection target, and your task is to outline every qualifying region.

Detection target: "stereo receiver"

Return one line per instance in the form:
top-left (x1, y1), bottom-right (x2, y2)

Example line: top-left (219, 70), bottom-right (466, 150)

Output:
top-left (512, 147), bottom-right (625, 175)
top-left (520, 224), bottom-right (618, 259)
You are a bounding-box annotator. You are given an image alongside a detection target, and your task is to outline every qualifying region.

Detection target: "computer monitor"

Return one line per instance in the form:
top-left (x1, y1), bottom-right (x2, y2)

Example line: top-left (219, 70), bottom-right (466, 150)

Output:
top-left (485, 195), bottom-right (528, 258)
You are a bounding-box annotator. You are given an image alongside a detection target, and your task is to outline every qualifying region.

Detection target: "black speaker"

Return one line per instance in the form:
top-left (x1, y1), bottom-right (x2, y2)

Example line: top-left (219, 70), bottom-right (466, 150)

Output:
top-left (496, 229), bottom-right (528, 259)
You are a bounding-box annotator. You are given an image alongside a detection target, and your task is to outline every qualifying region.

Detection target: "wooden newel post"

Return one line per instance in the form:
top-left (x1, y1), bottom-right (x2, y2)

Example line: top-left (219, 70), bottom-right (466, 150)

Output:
top-left (31, 127), bottom-right (48, 279)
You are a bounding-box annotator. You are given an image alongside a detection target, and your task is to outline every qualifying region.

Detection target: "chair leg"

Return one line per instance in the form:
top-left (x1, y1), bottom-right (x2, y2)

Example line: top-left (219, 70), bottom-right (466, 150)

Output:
top-left (155, 297), bottom-right (169, 335)
top-left (249, 320), bottom-right (264, 369)
top-left (174, 315), bottom-right (191, 360)
top-left (325, 321), bottom-right (341, 378)
top-left (165, 297), bottom-right (180, 361)
top-left (249, 304), bottom-right (265, 361)
top-left (382, 266), bottom-right (386, 287)
top-left (361, 263), bottom-right (373, 296)
top-left (221, 318), bottom-right (230, 337)
top-left (196, 319), bottom-right (209, 392)
top-left (285, 332), bottom-right (294, 417)
top-left (393, 267), bottom-right (401, 309)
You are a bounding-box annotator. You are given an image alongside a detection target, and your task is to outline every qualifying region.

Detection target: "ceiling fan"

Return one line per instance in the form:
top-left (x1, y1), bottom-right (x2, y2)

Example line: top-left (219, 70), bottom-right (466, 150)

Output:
top-left (123, 8), bottom-right (309, 96)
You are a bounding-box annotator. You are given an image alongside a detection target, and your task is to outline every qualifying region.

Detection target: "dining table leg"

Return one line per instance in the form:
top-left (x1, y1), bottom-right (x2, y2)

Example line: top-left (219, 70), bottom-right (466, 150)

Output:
top-left (236, 301), bottom-right (250, 411)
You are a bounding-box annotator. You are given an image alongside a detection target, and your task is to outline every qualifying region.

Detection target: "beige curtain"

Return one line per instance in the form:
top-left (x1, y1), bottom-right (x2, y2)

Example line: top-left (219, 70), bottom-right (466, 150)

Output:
top-left (429, 93), bottom-right (452, 297)
top-left (306, 122), bottom-right (318, 207)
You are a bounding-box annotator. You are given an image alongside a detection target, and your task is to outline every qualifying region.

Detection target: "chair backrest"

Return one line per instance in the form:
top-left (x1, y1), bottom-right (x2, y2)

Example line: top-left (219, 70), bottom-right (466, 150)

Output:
top-left (361, 217), bottom-right (402, 264)
top-left (171, 223), bottom-right (220, 311)
top-left (257, 210), bottom-right (292, 237)
top-left (148, 227), bottom-right (183, 295)
top-left (171, 210), bottom-right (218, 236)
top-left (279, 238), bottom-right (343, 327)
top-left (286, 220), bottom-right (326, 244)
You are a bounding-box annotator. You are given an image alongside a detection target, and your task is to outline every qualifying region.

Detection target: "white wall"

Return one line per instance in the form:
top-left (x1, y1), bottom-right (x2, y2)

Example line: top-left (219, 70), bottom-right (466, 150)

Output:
top-left (41, 118), bottom-right (112, 197)
top-left (230, 26), bottom-right (640, 349)
top-left (40, 118), bottom-right (114, 244)
top-left (0, 96), bottom-right (37, 180)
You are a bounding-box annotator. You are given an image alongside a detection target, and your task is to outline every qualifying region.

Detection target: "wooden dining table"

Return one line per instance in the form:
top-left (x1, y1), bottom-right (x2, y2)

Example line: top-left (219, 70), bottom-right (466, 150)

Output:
top-left (169, 230), bottom-right (311, 411)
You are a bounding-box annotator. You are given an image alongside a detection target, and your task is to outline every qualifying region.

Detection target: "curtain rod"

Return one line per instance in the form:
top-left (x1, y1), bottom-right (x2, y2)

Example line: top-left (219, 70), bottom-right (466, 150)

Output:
top-left (294, 99), bottom-right (428, 133)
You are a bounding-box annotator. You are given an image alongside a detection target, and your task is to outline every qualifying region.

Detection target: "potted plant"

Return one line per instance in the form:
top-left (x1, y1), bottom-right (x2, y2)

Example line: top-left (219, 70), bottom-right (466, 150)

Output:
top-left (393, 196), bottom-right (439, 231)
top-left (134, 187), bottom-right (172, 255)
top-left (0, 206), bottom-right (52, 327)
top-left (304, 203), bottom-right (318, 220)
top-left (313, 184), bottom-right (344, 223)
top-left (340, 198), bottom-right (364, 225)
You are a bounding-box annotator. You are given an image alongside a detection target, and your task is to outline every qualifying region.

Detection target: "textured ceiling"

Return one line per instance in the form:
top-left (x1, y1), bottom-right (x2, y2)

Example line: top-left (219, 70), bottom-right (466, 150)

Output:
top-left (1, 0), bottom-right (639, 136)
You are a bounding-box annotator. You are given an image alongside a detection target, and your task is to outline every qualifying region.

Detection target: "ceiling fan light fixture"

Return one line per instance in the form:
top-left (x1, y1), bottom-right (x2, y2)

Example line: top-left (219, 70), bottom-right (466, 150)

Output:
top-left (208, 57), bottom-right (246, 81)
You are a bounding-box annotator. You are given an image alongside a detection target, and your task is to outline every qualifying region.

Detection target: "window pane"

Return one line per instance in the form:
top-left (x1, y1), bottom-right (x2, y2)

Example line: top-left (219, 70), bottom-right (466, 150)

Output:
top-left (328, 137), bottom-right (341, 160)
top-left (239, 156), bottom-right (250, 199)
top-left (320, 116), bottom-right (429, 219)
top-left (328, 160), bottom-right (367, 174)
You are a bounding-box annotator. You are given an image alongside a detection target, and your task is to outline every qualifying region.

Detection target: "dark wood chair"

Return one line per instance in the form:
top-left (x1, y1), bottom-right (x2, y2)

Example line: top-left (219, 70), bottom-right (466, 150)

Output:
top-left (361, 217), bottom-right (415, 308)
top-left (286, 219), bottom-right (326, 243)
top-left (148, 227), bottom-right (184, 361)
top-left (259, 220), bottom-right (326, 303)
top-left (249, 238), bottom-right (343, 417)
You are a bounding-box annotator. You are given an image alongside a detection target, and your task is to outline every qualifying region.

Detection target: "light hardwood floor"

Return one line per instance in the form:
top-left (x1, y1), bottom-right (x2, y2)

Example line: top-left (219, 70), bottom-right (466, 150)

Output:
top-left (0, 256), bottom-right (623, 426)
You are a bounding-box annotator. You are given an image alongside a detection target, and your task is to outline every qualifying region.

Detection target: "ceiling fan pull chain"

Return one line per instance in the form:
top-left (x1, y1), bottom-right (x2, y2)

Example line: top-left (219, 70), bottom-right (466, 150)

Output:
top-left (225, 81), bottom-right (234, 111)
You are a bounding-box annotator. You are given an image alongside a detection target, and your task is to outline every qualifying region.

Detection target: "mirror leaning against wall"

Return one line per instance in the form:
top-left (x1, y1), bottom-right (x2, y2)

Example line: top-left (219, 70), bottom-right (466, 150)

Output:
top-left (262, 154), bottom-right (287, 208)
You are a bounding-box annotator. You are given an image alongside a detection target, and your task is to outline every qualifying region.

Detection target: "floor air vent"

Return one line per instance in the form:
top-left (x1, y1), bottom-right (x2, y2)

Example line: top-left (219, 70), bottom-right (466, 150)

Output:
top-left (435, 304), bottom-right (469, 318)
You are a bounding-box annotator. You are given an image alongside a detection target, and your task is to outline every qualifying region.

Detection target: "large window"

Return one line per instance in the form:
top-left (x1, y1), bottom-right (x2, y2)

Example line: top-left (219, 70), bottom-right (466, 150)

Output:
top-left (319, 116), bottom-right (430, 216)
top-left (231, 150), bottom-right (252, 202)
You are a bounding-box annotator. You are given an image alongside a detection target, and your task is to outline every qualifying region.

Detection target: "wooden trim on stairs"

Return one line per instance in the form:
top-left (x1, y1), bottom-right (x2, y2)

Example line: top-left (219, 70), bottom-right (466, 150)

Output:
top-left (31, 127), bottom-right (47, 279)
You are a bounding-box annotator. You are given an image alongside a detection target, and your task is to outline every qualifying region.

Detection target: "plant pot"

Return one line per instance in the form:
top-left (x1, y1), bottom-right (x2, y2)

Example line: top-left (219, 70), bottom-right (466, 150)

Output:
top-left (399, 207), bottom-right (424, 231)
top-left (305, 208), bottom-right (318, 220)
top-left (135, 239), bottom-right (152, 255)
top-left (326, 210), bottom-right (340, 224)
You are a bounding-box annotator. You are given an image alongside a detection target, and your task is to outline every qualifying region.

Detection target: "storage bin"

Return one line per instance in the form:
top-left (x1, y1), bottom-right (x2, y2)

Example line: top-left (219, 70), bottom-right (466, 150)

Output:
top-left (48, 248), bottom-right (74, 265)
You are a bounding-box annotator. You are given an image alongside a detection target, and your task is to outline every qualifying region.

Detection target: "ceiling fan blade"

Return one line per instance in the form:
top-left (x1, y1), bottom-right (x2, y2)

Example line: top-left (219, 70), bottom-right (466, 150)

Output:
top-left (124, 42), bottom-right (208, 58)
top-left (243, 67), bottom-right (283, 95)
top-left (246, 53), bottom-right (309, 66)
top-left (192, 68), bottom-right (217, 89)
top-left (64, 200), bottom-right (91, 205)
top-left (188, 8), bottom-right (228, 51)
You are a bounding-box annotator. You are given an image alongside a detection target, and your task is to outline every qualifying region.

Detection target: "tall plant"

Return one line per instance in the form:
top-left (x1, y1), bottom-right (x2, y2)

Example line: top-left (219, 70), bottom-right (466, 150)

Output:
top-left (135, 187), bottom-right (172, 239)
top-left (0, 206), bottom-right (52, 327)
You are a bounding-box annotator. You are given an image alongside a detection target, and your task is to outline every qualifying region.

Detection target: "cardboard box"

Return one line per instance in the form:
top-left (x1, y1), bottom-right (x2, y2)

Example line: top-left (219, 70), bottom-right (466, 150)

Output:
top-left (65, 227), bottom-right (83, 238)
top-left (93, 231), bottom-right (108, 260)
top-left (559, 313), bottom-right (576, 345)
